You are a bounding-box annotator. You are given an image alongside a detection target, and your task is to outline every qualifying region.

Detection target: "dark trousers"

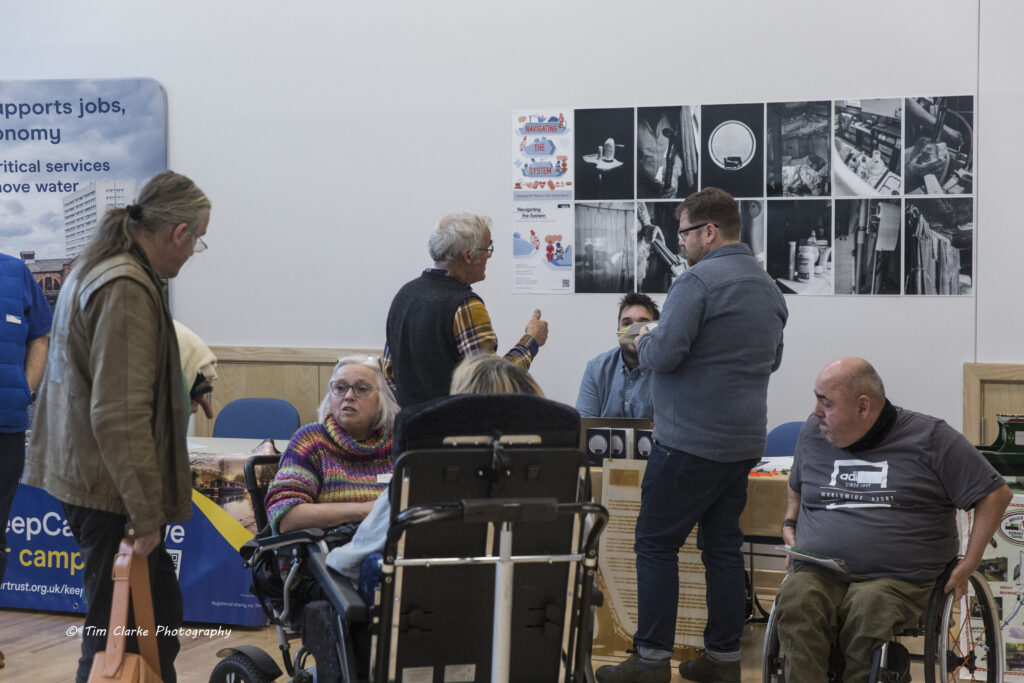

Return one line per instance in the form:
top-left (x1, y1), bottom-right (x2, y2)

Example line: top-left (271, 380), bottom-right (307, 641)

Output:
top-left (63, 504), bottom-right (183, 683)
top-left (0, 431), bottom-right (25, 583)
top-left (633, 443), bottom-right (756, 654)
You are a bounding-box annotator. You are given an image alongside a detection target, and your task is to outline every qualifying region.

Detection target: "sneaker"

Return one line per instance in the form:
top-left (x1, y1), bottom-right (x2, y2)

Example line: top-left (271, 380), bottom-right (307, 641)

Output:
top-left (595, 652), bottom-right (670, 683)
top-left (677, 651), bottom-right (740, 683)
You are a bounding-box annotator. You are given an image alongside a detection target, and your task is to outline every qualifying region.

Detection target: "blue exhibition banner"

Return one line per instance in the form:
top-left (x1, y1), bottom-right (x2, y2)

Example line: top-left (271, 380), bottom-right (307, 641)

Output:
top-left (1, 484), bottom-right (265, 626)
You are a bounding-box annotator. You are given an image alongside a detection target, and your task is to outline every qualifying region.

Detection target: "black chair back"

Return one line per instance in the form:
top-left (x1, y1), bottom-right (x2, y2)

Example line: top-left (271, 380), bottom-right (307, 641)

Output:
top-left (371, 393), bottom-right (598, 682)
top-left (243, 454), bottom-right (283, 531)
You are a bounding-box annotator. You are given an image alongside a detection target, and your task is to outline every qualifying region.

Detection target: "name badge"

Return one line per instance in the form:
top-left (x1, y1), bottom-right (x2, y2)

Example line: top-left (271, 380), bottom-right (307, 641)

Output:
top-left (6, 314), bottom-right (21, 324)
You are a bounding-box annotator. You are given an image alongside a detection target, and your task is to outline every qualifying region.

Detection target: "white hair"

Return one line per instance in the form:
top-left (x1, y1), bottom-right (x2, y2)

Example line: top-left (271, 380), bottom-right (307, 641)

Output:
top-left (428, 211), bottom-right (492, 265)
top-left (318, 354), bottom-right (399, 434)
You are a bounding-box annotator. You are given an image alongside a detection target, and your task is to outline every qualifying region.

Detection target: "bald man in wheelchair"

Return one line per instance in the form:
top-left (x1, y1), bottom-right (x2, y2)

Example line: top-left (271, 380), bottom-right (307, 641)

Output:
top-left (772, 358), bottom-right (1011, 683)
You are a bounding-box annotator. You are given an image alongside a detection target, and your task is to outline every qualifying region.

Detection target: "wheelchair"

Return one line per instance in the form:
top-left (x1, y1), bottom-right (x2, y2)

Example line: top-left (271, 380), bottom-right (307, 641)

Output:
top-left (762, 561), bottom-right (1004, 683)
top-left (210, 393), bottom-right (609, 683)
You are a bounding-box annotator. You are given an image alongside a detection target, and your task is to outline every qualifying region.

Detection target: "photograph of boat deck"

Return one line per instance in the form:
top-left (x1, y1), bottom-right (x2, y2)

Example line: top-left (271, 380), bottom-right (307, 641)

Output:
top-left (834, 98), bottom-right (903, 196)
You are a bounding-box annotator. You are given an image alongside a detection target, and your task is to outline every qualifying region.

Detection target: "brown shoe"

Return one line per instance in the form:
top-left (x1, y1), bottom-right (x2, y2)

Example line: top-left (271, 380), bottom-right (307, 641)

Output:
top-left (0, 648), bottom-right (5, 668)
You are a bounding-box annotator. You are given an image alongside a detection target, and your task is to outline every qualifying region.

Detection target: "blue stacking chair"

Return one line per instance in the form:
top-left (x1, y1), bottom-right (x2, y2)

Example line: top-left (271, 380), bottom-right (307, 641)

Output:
top-left (745, 420), bottom-right (804, 621)
top-left (764, 420), bottom-right (803, 460)
top-left (212, 397), bottom-right (301, 442)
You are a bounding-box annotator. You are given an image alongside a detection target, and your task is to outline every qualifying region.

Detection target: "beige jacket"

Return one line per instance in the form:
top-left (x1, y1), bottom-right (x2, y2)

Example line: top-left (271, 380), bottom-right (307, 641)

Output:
top-left (23, 250), bottom-right (191, 539)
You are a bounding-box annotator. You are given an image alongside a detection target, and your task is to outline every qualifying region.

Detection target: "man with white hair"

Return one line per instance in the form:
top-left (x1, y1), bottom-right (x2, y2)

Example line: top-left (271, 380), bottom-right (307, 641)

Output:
top-left (384, 210), bottom-right (548, 407)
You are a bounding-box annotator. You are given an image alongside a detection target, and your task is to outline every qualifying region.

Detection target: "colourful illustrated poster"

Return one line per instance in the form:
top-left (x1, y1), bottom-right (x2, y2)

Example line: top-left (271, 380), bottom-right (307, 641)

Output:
top-left (513, 110), bottom-right (573, 201)
top-left (512, 202), bottom-right (573, 294)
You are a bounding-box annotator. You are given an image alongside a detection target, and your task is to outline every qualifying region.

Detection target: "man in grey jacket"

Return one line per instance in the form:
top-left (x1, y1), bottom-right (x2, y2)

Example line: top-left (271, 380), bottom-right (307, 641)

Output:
top-left (597, 187), bottom-right (788, 683)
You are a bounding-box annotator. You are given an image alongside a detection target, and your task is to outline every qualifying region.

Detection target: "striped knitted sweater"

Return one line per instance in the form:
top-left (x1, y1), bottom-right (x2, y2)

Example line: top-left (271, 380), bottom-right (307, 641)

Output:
top-left (265, 414), bottom-right (393, 533)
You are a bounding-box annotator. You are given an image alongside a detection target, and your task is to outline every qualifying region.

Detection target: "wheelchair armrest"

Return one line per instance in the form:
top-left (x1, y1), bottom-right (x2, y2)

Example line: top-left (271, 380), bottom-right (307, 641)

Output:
top-left (306, 551), bottom-right (368, 623)
top-left (241, 528), bottom-right (327, 562)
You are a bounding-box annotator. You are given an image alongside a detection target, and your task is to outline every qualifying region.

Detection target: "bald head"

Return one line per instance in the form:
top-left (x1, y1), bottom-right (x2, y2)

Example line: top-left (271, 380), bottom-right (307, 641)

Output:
top-left (813, 358), bottom-right (887, 448)
top-left (819, 357), bottom-right (886, 404)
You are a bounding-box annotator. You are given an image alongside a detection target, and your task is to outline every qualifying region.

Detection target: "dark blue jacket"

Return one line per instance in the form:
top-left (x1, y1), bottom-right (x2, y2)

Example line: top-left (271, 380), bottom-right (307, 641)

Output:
top-left (0, 253), bottom-right (53, 433)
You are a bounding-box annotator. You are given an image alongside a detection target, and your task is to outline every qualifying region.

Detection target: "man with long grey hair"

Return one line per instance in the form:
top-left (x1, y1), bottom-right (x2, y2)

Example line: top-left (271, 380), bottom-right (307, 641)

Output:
top-left (23, 170), bottom-right (210, 683)
top-left (384, 210), bottom-right (548, 407)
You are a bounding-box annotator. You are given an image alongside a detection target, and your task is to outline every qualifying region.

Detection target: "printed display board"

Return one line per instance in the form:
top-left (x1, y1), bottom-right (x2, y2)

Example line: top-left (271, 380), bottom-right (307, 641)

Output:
top-left (980, 496), bottom-right (1024, 677)
top-left (512, 97), bottom-right (975, 297)
top-left (1, 476), bottom-right (264, 626)
top-left (0, 78), bottom-right (167, 263)
top-left (591, 459), bottom-right (705, 660)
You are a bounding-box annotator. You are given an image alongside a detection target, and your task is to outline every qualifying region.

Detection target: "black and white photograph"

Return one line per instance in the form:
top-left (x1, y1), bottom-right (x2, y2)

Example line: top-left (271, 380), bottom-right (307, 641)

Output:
top-left (575, 201), bottom-right (636, 293)
top-left (636, 106), bottom-right (699, 200)
top-left (904, 197), bottom-right (973, 296)
top-left (1007, 641), bottom-right (1024, 673)
top-left (834, 199), bottom-right (901, 295)
top-left (833, 98), bottom-right (902, 197)
top-left (765, 199), bottom-right (833, 295)
top-left (700, 103), bottom-right (764, 199)
top-left (636, 201), bottom-right (684, 294)
top-left (904, 95), bottom-right (974, 195)
top-left (766, 101), bottom-right (831, 197)
top-left (574, 107), bottom-right (635, 201)
top-left (739, 199), bottom-right (766, 269)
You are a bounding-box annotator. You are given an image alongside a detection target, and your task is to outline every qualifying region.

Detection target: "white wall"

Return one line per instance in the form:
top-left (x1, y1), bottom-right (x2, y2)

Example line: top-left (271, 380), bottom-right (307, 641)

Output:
top-left (3, 0), bottom-right (1016, 431)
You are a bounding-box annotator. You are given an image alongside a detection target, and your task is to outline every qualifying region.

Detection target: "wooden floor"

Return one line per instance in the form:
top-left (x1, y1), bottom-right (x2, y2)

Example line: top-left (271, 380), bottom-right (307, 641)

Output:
top-left (0, 608), bottom-right (279, 682)
top-left (0, 610), bottom-right (930, 682)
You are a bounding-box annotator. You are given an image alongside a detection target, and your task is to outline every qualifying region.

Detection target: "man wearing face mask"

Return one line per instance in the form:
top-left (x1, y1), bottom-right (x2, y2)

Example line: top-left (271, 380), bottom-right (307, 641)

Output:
top-left (576, 292), bottom-right (658, 419)
top-left (598, 187), bottom-right (788, 683)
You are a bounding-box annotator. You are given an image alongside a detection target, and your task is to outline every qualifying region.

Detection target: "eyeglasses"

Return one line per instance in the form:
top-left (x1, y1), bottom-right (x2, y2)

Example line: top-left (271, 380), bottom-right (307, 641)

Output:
top-left (330, 381), bottom-right (376, 399)
top-left (478, 243), bottom-right (494, 256)
top-left (193, 236), bottom-right (208, 253)
top-left (678, 222), bottom-right (716, 238)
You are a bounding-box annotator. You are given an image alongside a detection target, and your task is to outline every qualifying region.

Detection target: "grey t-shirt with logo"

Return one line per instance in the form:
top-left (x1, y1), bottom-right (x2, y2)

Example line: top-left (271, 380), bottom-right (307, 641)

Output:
top-left (790, 407), bottom-right (1005, 581)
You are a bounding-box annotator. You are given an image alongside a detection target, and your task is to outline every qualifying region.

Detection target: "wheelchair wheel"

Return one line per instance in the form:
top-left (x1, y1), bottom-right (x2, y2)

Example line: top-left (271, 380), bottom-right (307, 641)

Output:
top-left (761, 601), bottom-right (844, 683)
top-left (761, 604), bottom-right (784, 683)
top-left (209, 652), bottom-right (275, 683)
top-left (923, 570), bottom-right (1003, 683)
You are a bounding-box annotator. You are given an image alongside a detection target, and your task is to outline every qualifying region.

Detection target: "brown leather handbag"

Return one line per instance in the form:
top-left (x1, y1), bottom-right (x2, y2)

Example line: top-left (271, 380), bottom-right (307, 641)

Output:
top-left (87, 539), bottom-right (162, 682)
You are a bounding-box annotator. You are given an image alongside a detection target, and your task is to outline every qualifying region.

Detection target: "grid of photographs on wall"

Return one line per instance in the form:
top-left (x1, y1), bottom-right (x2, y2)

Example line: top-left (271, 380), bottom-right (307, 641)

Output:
top-left (512, 96), bottom-right (974, 296)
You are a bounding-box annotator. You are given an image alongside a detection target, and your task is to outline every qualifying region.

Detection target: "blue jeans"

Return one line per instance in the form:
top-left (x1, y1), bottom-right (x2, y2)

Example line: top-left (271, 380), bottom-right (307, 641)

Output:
top-left (633, 443), bottom-right (756, 654)
top-left (0, 431), bottom-right (26, 583)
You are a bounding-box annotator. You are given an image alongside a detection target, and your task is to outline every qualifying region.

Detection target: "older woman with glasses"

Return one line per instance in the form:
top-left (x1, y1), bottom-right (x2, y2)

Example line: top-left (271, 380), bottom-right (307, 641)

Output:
top-left (265, 354), bottom-right (399, 534)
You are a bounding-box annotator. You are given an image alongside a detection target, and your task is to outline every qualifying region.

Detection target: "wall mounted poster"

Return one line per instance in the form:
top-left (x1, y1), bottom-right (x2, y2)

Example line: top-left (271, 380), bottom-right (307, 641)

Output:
top-left (513, 110), bottom-right (573, 201)
top-left (512, 202), bottom-right (574, 294)
top-left (0, 78), bottom-right (167, 306)
top-left (513, 95), bottom-right (974, 297)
